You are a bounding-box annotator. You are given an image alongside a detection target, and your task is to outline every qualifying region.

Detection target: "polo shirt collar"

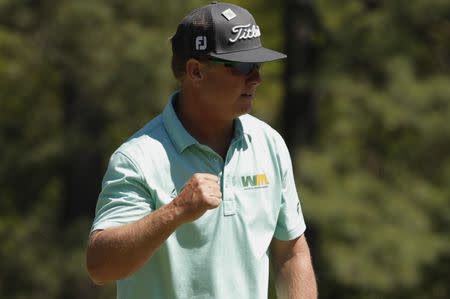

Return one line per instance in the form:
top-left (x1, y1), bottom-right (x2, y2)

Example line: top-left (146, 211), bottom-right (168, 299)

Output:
top-left (162, 91), bottom-right (248, 154)
top-left (232, 116), bottom-right (246, 141)
top-left (162, 92), bottom-right (198, 153)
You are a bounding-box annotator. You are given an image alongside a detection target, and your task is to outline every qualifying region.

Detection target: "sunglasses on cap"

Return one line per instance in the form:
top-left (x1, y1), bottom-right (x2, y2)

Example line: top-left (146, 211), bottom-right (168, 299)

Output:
top-left (207, 58), bottom-right (261, 76)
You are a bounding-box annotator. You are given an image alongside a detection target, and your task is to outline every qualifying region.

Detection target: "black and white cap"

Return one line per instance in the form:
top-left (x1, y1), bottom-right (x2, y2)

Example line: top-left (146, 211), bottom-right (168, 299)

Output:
top-left (171, 2), bottom-right (287, 63)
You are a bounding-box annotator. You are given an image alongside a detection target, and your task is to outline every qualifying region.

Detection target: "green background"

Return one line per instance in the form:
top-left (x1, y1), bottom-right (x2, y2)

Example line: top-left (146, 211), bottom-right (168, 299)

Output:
top-left (0, 1), bottom-right (448, 298)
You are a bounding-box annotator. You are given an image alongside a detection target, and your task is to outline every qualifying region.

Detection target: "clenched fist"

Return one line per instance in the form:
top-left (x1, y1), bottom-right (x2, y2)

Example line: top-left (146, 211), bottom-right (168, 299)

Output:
top-left (173, 173), bottom-right (222, 223)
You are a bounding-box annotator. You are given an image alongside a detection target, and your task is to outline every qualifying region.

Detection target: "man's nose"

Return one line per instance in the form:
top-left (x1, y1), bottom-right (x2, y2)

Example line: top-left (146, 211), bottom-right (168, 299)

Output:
top-left (246, 67), bottom-right (262, 86)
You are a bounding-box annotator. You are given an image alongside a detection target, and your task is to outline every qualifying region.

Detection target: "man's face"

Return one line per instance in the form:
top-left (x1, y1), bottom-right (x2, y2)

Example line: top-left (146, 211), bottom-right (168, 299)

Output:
top-left (197, 59), bottom-right (262, 120)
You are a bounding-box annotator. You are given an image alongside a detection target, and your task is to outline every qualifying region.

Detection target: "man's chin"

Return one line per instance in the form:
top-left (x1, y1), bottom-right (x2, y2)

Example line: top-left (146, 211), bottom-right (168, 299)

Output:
top-left (236, 106), bottom-right (252, 117)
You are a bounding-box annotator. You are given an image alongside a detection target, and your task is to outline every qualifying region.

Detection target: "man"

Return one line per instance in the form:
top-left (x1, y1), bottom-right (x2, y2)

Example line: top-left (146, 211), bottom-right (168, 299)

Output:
top-left (86, 2), bottom-right (317, 299)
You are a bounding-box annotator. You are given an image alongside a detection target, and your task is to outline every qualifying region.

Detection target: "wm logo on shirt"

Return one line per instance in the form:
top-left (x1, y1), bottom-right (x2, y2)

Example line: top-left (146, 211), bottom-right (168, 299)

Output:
top-left (241, 173), bottom-right (269, 190)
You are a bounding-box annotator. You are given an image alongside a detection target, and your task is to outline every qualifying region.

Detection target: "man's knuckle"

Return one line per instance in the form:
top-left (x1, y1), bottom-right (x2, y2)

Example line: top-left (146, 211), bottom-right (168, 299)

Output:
top-left (199, 185), bottom-right (209, 195)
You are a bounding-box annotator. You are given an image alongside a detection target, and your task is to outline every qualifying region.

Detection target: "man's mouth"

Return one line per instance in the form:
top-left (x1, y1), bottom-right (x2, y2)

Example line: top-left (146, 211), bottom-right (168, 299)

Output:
top-left (241, 92), bottom-right (253, 97)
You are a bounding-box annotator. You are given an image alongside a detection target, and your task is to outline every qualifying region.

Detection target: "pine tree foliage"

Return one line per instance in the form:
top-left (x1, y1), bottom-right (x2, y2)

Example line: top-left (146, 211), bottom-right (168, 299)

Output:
top-left (296, 1), bottom-right (450, 298)
top-left (0, 1), bottom-right (203, 298)
top-left (0, 1), bottom-right (448, 298)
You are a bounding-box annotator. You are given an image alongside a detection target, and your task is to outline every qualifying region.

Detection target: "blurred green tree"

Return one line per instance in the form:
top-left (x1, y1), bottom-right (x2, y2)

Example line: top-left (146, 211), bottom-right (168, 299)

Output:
top-left (0, 1), bottom-right (285, 298)
top-left (290, 1), bottom-right (450, 298)
top-left (0, 0), bottom-right (201, 298)
top-left (1, 0), bottom-right (448, 299)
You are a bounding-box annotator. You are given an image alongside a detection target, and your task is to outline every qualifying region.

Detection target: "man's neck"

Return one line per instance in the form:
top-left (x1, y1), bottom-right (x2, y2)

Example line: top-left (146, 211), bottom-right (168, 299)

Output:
top-left (175, 92), bottom-right (234, 158)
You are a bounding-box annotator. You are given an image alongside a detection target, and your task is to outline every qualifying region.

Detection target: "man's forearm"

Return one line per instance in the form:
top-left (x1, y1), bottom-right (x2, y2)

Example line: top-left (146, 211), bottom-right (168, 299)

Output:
top-left (275, 252), bottom-right (317, 299)
top-left (271, 235), bottom-right (317, 299)
top-left (86, 201), bottom-right (185, 284)
top-left (86, 173), bottom-right (222, 284)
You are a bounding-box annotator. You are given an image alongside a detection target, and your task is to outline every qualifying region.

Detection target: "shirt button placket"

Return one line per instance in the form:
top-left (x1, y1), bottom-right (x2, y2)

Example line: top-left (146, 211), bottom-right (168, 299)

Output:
top-left (222, 173), bottom-right (236, 216)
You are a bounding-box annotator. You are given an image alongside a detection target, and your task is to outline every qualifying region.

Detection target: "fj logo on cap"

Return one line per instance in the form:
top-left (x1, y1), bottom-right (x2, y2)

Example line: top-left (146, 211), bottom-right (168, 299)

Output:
top-left (229, 24), bottom-right (261, 43)
top-left (222, 8), bottom-right (237, 21)
top-left (195, 36), bottom-right (207, 50)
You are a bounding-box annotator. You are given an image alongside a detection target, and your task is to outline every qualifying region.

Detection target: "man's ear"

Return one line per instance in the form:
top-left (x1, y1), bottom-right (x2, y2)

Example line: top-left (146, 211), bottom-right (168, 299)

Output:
top-left (186, 58), bottom-right (205, 83)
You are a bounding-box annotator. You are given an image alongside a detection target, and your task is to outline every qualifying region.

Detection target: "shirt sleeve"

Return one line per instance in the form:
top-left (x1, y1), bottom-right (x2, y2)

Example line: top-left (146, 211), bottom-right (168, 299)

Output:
top-left (91, 151), bottom-right (154, 232)
top-left (273, 135), bottom-right (306, 241)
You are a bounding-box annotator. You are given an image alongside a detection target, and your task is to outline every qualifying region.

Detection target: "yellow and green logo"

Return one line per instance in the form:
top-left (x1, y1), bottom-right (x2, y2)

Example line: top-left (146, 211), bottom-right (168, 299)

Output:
top-left (241, 173), bottom-right (269, 189)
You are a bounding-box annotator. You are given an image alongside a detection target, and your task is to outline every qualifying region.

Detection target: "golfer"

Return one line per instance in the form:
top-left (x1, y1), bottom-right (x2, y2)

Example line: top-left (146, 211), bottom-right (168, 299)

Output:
top-left (86, 2), bottom-right (317, 298)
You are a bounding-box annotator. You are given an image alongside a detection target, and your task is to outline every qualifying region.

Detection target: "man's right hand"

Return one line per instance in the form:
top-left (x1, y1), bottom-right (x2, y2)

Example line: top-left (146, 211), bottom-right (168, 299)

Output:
top-left (173, 173), bottom-right (222, 222)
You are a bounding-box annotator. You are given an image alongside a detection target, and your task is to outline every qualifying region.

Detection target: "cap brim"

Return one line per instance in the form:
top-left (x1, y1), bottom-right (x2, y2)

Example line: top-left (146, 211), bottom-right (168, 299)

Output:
top-left (209, 47), bottom-right (287, 63)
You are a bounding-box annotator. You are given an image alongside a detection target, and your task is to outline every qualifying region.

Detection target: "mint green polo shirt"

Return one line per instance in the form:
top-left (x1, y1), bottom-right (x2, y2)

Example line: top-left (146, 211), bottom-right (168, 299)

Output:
top-left (91, 92), bottom-right (306, 299)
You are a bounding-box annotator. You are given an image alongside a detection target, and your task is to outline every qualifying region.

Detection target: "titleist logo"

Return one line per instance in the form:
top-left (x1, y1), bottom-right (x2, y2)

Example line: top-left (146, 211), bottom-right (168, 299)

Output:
top-left (229, 24), bottom-right (261, 43)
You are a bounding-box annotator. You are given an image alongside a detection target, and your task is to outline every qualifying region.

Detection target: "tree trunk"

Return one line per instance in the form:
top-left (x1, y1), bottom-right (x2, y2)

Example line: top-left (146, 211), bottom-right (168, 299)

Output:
top-left (282, 0), bottom-right (321, 150)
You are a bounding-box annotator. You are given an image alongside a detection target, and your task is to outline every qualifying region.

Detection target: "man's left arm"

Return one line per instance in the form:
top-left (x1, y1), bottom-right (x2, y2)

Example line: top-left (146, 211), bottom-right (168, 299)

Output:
top-left (270, 234), bottom-right (317, 299)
